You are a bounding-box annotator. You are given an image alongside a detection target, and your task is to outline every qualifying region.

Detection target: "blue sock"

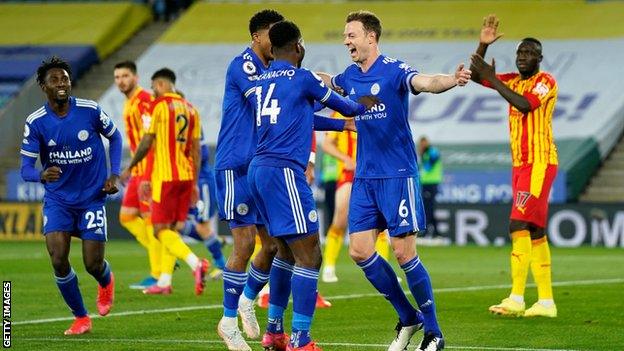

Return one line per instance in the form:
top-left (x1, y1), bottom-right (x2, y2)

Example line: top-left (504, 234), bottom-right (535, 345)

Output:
top-left (290, 266), bottom-right (318, 348)
top-left (243, 263), bottom-right (270, 300)
top-left (55, 268), bottom-right (88, 317)
top-left (222, 268), bottom-right (247, 317)
top-left (204, 235), bottom-right (225, 270)
top-left (402, 256), bottom-right (441, 336)
top-left (94, 260), bottom-right (111, 287)
top-left (357, 253), bottom-right (418, 326)
top-left (267, 257), bottom-right (294, 334)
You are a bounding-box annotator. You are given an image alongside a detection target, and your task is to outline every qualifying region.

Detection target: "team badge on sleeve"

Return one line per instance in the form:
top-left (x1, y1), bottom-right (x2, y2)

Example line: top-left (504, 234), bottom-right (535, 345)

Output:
top-left (99, 111), bottom-right (111, 128)
top-left (243, 61), bottom-right (257, 75)
top-left (24, 124), bottom-right (30, 137)
top-left (533, 82), bottom-right (550, 98)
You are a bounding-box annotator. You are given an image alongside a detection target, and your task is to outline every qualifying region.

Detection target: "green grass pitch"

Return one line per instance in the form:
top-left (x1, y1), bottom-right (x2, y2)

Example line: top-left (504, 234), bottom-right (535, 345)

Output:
top-left (3, 241), bottom-right (624, 350)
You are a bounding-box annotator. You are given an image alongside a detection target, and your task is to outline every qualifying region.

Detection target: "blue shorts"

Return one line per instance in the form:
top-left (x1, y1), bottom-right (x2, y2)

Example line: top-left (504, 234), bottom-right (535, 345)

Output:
top-left (189, 177), bottom-right (218, 223)
top-left (248, 165), bottom-right (318, 240)
top-left (43, 201), bottom-right (108, 241)
top-left (215, 168), bottom-right (262, 228)
top-left (349, 177), bottom-right (426, 237)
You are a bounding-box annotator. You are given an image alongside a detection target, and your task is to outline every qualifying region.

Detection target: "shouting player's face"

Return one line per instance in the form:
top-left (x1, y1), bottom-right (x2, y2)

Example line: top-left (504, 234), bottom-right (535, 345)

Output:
top-left (344, 21), bottom-right (375, 64)
top-left (114, 68), bottom-right (138, 96)
top-left (42, 68), bottom-right (71, 104)
top-left (515, 41), bottom-right (542, 77)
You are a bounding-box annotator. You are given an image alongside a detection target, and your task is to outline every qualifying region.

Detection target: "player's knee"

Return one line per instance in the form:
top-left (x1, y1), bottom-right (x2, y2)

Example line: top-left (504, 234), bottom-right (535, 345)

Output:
top-left (259, 239), bottom-right (278, 257)
top-left (393, 248), bottom-right (415, 266)
top-left (84, 261), bottom-right (104, 277)
top-left (50, 257), bottom-right (70, 276)
top-left (349, 244), bottom-right (373, 263)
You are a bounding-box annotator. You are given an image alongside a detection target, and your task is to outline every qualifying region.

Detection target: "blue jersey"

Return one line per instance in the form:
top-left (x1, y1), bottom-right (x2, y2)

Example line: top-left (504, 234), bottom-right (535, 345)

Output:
top-left (20, 97), bottom-right (117, 207)
top-left (332, 55), bottom-right (420, 178)
top-left (250, 60), bottom-right (364, 171)
top-left (214, 48), bottom-right (267, 171)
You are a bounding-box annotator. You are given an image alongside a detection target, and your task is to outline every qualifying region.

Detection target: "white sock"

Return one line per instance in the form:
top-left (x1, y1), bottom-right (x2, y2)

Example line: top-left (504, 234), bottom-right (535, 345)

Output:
top-left (185, 254), bottom-right (199, 270)
top-left (239, 294), bottom-right (254, 306)
top-left (220, 316), bottom-right (237, 328)
top-left (539, 299), bottom-right (554, 307)
top-left (509, 294), bottom-right (524, 304)
top-left (157, 273), bottom-right (172, 288)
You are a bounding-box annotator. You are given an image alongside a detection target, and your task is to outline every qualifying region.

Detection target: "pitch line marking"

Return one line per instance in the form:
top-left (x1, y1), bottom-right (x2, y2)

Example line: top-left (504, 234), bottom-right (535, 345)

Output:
top-left (14, 277), bottom-right (624, 326)
top-left (19, 337), bottom-right (582, 351)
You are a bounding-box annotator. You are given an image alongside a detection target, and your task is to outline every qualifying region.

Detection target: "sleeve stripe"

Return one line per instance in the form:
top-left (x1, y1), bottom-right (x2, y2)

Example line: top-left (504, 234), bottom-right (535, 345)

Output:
top-left (320, 88), bottom-right (332, 103)
top-left (244, 87), bottom-right (255, 98)
top-left (105, 125), bottom-right (118, 138)
top-left (330, 76), bottom-right (337, 89)
top-left (405, 72), bottom-right (419, 92)
top-left (20, 150), bottom-right (38, 158)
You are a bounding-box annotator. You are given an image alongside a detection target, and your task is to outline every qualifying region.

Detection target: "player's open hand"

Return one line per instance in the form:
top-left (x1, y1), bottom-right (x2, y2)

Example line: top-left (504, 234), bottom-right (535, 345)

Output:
top-left (343, 118), bottom-right (357, 132)
top-left (40, 166), bottom-right (62, 183)
top-left (480, 14), bottom-right (503, 45)
top-left (305, 161), bottom-right (315, 185)
top-left (102, 175), bottom-right (119, 194)
top-left (470, 54), bottom-right (495, 79)
top-left (455, 63), bottom-right (472, 86)
top-left (357, 95), bottom-right (380, 111)
top-left (139, 180), bottom-right (151, 202)
top-left (120, 168), bottom-right (132, 185)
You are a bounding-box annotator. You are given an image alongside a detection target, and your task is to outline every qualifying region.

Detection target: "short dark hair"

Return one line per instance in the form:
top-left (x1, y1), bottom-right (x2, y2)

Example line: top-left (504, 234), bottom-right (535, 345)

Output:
top-left (346, 10), bottom-right (382, 42)
top-left (521, 37), bottom-right (542, 53)
top-left (249, 9), bottom-right (284, 35)
top-left (36, 56), bottom-right (72, 86)
top-left (151, 68), bottom-right (176, 84)
top-left (268, 20), bottom-right (301, 50)
top-left (114, 60), bottom-right (137, 74)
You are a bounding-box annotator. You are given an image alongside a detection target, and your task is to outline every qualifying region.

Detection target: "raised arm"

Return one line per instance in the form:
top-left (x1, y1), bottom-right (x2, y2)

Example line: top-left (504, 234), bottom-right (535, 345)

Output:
top-left (471, 14), bottom-right (503, 83)
top-left (470, 54), bottom-right (532, 113)
top-left (410, 64), bottom-right (471, 94)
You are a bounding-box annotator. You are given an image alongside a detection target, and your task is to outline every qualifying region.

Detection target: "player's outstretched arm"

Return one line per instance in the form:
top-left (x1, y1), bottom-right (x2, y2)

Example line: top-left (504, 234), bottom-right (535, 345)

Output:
top-left (472, 14), bottom-right (503, 83)
top-left (470, 54), bottom-right (532, 113)
top-left (411, 64), bottom-right (471, 94)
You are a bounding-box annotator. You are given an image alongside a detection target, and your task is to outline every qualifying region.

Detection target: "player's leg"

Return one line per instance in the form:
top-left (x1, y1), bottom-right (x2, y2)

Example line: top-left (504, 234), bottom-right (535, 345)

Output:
top-left (238, 226), bottom-right (274, 339)
top-left (348, 178), bottom-right (421, 350)
top-left (524, 164), bottom-right (557, 317)
top-left (286, 233), bottom-right (322, 350)
top-left (375, 230), bottom-right (391, 260)
top-left (46, 230), bottom-right (91, 335)
top-left (119, 177), bottom-right (150, 248)
top-left (78, 204), bottom-right (114, 317)
top-left (153, 181), bottom-right (208, 294)
top-left (378, 177), bottom-right (443, 350)
top-left (215, 169), bottom-right (261, 350)
top-left (490, 165), bottom-right (535, 316)
top-left (262, 237), bottom-right (294, 350)
top-left (322, 181), bottom-right (351, 283)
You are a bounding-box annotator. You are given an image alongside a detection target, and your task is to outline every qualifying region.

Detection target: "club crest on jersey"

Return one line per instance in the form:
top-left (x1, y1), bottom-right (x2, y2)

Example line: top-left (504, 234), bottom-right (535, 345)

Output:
top-left (237, 203), bottom-right (249, 216)
top-left (78, 130), bottom-right (89, 141)
top-left (532, 82), bottom-right (550, 98)
top-left (370, 83), bottom-right (380, 95)
top-left (243, 61), bottom-right (257, 75)
top-left (24, 124), bottom-right (30, 137)
top-left (308, 210), bottom-right (318, 223)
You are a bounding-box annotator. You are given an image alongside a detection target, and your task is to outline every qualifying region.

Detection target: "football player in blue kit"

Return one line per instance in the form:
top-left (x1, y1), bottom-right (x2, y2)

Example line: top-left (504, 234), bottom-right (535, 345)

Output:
top-left (19, 57), bottom-right (122, 335)
top-left (318, 11), bottom-right (471, 351)
top-left (247, 20), bottom-right (378, 351)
